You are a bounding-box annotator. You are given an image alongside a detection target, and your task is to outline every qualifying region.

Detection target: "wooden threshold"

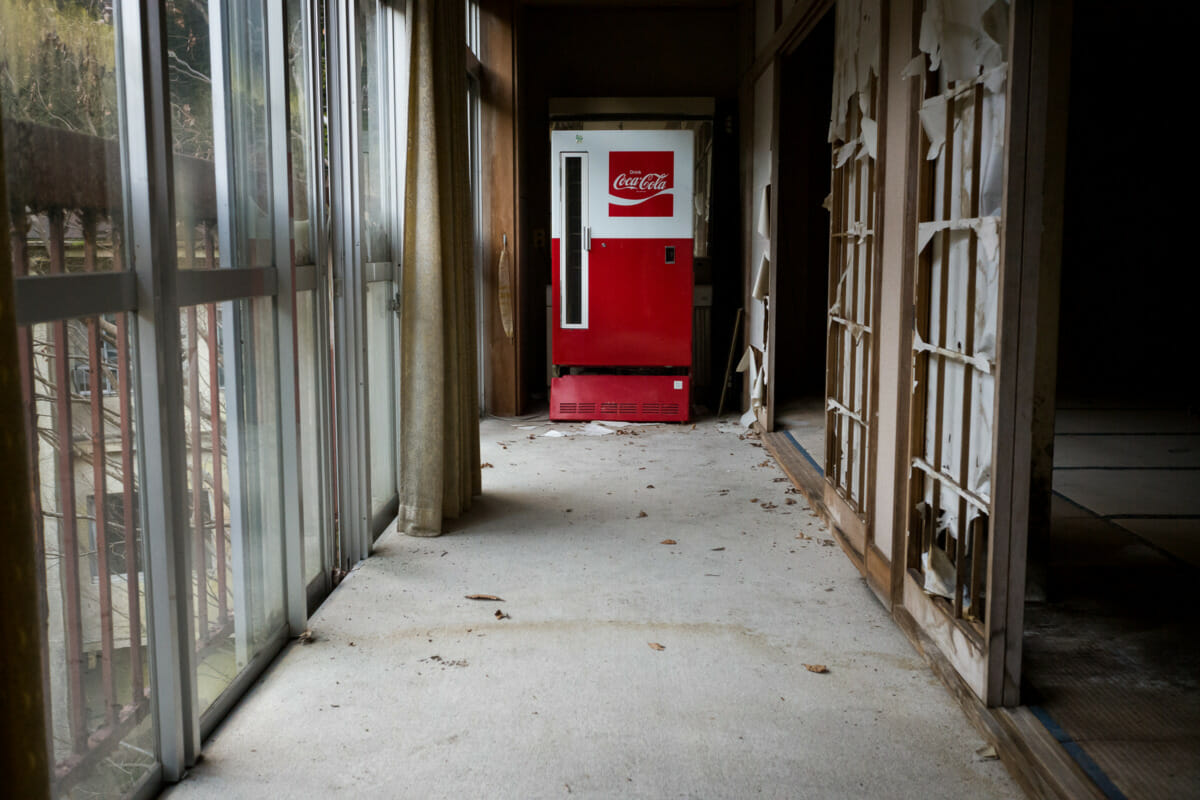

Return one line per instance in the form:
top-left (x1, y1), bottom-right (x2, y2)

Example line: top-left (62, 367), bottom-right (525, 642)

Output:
top-left (762, 430), bottom-right (864, 575)
top-left (893, 607), bottom-right (1107, 800)
top-left (763, 431), bottom-right (1109, 800)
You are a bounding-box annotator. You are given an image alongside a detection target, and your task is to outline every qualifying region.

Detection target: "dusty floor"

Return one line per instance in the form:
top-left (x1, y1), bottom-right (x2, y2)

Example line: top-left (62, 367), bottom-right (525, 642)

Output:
top-left (163, 415), bottom-right (1020, 799)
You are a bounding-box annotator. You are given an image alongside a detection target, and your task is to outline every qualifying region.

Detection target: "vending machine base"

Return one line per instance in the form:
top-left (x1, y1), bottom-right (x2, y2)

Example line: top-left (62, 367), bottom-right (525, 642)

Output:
top-left (550, 374), bottom-right (690, 422)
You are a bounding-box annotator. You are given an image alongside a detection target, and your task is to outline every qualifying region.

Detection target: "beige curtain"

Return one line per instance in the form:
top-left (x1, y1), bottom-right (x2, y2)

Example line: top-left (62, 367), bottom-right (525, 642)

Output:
top-left (397, 0), bottom-right (481, 536)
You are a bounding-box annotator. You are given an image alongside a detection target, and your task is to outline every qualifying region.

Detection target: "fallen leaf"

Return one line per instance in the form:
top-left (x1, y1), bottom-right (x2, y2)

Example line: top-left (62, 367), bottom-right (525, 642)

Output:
top-left (749, 498), bottom-right (759, 503)
top-left (495, 609), bottom-right (510, 620)
top-left (466, 594), bottom-right (504, 601)
top-left (481, 462), bottom-right (494, 468)
top-left (637, 510), bottom-right (648, 518)
top-left (646, 484), bottom-right (655, 489)
top-left (796, 532), bottom-right (810, 540)
top-left (803, 663), bottom-right (828, 673)
top-left (660, 539), bottom-right (677, 545)
top-left (821, 539), bottom-right (836, 547)
top-left (297, 629), bottom-right (315, 645)
top-left (758, 460), bottom-right (771, 468)
top-left (785, 497), bottom-right (797, 505)
top-left (976, 745), bottom-right (999, 760)
top-left (710, 547), bottom-right (725, 551)
top-left (761, 502), bottom-right (777, 510)
top-left (648, 642), bottom-right (666, 651)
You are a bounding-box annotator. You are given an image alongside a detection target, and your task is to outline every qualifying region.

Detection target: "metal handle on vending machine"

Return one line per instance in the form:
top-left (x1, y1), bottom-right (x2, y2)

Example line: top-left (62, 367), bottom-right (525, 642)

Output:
top-left (584, 227), bottom-right (591, 251)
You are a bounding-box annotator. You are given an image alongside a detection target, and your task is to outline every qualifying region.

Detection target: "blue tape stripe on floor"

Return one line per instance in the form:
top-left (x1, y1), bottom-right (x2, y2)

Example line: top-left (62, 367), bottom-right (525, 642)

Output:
top-left (781, 430), bottom-right (823, 476)
top-left (1053, 465), bottom-right (1200, 471)
top-left (1027, 705), bottom-right (1129, 800)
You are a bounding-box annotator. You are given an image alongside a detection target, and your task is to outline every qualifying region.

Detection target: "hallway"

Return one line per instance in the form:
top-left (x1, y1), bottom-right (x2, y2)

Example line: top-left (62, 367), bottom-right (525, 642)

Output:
top-left (163, 417), bottom-right (1020, 799)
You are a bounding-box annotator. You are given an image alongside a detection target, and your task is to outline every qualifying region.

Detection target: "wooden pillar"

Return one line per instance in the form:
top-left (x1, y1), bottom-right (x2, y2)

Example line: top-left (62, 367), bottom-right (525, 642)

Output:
top-left (480, 0), bottom-right (522, 416)
top-left (0, 105), bottom-right (52, 799)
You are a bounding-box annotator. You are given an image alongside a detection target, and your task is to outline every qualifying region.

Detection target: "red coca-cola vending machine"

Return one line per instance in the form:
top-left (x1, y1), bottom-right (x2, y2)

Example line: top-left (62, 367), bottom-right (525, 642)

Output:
top-left (550, 129), bottom-right (694, 422)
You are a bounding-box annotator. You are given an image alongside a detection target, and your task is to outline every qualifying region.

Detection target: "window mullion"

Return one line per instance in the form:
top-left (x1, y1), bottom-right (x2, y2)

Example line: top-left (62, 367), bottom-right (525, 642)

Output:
top-left (121, 0), bottom-right (200, 780)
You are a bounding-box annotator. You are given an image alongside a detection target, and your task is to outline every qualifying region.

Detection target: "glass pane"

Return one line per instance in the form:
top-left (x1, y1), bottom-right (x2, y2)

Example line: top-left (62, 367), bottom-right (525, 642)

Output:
top-left (1, 1), bottom-right (128, 275)
top-left (564, 156), bottom-right (583, 326)
top-left (357, 0), bottom-right (390, 263)
top-left (19, 314), bottom-right (155, 796)
top-left (296, 290), bottom-right (324, 584)
top-left (181, 298), bottom-right (285, 715)
top-left (366, 281), bottom-right (396, 512)
top-left (287, 0), bottom-right (317, 265)
top-left (169, 0), bottom-right (274, 268)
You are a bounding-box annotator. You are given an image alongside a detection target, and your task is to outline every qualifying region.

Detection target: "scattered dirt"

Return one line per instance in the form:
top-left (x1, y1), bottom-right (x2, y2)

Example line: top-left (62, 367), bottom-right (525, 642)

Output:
top-left (803, 664), bottom-right (828, 674)
top-left (660, 539), bottom-right (677, 545)
top-left (648, 642), bottom-right (666, 651)
top-left (466, 594), bottom-right (504, 601)
top-left (481, 462), bottom-right (494, 468)
top-left (423, 655), bottom-right (468, 668)
top-left (637, 510), bottom-right (648, 518)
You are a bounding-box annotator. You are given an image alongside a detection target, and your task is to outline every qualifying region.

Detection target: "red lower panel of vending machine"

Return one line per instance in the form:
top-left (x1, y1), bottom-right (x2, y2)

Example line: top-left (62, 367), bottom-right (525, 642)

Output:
top-left (550, 374), bottom-right (690, 422)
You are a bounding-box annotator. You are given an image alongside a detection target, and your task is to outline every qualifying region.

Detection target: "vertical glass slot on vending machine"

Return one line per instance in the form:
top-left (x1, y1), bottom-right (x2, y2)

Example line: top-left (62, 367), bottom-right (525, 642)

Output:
top-left (561, 153), bottom-right (588, 328)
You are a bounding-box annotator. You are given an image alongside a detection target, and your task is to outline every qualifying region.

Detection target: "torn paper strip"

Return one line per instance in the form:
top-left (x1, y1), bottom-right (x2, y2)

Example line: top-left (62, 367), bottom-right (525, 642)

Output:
top-left (752, 253), bottom-right (770, 300)
top-left (917, 216), bottom-right (1000, 263)
top-left (900, 54), bottom-right (926, 79)
top-left (919, 95), bottom-right (948, 160)
top-left (757, 183), bottom-right (771, 238)
top-left (860, 116), bottom-right (878, 160)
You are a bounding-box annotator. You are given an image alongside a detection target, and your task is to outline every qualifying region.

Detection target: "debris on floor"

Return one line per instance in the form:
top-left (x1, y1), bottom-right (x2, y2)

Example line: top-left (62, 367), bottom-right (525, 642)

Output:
top-left (803, 664), bottom-right (828, 674)
top-left (711, 547), bottom-right (725, 552)
top-left (296, 629), bottom-right (315, 645)
top-left (423, 655), bottom-right (468, 668)
top-left (648, 642), bottom-right (666, 651)
top-left (495, 609), bottom-right (510, 620)
top-left (660, 539), bottom-right (677, 545)
top-left (466, 594), bottom-right (504, 601)
top-left (976, 745), bottom-right (999, 761)
top-left (481, 462), bottom-right (494, 468)
top-left (637, 510), bottom-right (648, 518)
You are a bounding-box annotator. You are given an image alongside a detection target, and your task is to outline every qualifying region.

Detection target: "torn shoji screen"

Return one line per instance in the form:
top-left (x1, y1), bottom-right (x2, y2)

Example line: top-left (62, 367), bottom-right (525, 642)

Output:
top-left (908, 0), bottom-right (1008, 626)
top-left (825, 0), bottom-right (880, 515)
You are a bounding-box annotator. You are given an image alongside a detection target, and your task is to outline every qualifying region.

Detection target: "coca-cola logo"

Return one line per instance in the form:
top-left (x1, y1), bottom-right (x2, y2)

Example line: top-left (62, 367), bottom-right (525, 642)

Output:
top-left (609, 151), bottom-right (674, 217)
top-left (612, 172), bottom-right (670, 192)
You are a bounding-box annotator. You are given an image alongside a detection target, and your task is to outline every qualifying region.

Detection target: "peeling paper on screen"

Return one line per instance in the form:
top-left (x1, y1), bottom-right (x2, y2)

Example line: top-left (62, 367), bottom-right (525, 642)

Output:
top-left (828, 0), bottom-right (881, 144)
top-left (918, 0), bottom-right (1009, 84)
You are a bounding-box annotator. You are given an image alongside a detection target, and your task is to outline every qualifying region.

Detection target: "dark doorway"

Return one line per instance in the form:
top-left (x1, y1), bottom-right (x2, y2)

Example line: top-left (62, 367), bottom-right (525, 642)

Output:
top-left (1022, 5), bottom-right (1200, 797)
top-left (770, 10), bottom-right (834, 445)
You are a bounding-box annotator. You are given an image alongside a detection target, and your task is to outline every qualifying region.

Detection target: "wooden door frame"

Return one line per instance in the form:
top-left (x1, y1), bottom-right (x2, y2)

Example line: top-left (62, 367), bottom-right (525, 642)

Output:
top-left (984, 0), bottom-right (1071, 708)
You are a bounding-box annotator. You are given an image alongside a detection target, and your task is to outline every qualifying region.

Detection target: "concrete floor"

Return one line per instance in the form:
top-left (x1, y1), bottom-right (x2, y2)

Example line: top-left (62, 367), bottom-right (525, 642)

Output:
top-left (164, 415), bottom-right (1020, 799)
